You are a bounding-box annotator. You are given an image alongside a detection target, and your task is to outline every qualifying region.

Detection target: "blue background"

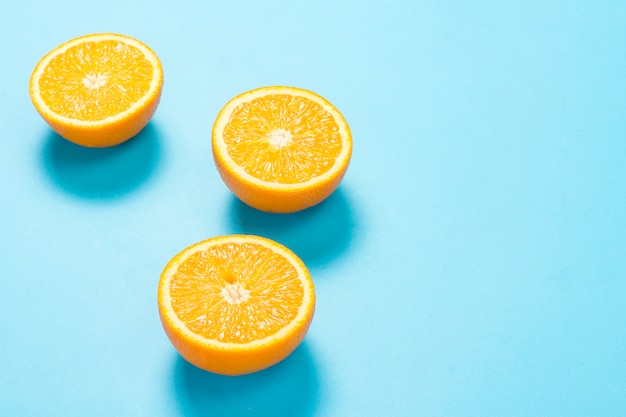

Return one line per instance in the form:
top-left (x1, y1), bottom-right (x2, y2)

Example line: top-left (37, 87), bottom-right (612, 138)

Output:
top-left (1, 0), bottom-right (625, 416)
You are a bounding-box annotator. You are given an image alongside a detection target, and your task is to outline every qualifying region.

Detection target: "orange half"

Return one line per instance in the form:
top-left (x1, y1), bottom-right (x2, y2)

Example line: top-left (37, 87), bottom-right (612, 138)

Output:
top-left (158, 235), bottom-right (315, 376)
top-left (29, 33), bottom-right (163, 147)
top-left (212, 86), bottom-right (352, 213)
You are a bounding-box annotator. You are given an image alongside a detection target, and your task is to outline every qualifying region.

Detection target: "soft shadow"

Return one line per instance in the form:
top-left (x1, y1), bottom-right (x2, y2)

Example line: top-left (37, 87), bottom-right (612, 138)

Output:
top-left (173, 343), bottom-right (319, 417)
top-left (40, 123), bottom-right (161, 199)
top-left (228, 188), bottom-right (356, 269)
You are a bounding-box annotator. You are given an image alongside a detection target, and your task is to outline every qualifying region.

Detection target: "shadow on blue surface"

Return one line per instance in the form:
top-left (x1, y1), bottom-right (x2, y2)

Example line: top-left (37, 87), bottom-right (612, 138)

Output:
top-left (173, 343), bottom-right (319, 417)
top-left (40, 123), bottom-right (161, 199)
top-left (228, 188), bottom-right (356, 269)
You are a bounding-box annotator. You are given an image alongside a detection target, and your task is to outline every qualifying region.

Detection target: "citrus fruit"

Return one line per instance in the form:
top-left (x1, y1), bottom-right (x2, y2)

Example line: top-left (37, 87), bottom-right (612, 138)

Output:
top-left (157, 235), bottom-right (316, 376)
top-left (212, 86), bottom-right (352, 213)
top-left (29, 33), bottom-right (163, 148)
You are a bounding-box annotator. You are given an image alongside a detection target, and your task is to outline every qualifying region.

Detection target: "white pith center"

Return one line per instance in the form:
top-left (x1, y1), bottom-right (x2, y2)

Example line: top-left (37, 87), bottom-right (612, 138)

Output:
top-left (82, 72), bottom-right (109, 90)
top-left (267, 129), bottom-right (293, 148)
top-left (221, 282), bottom-right (251, 304)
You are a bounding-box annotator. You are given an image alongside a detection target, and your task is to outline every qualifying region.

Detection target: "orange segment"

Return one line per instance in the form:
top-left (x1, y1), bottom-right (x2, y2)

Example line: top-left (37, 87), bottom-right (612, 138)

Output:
top-left (213, 86), bottom-right (352, 213)
top-left (29, 33), bottom-right (163, 148)
top-left (158, 235), bottom-right (315, 376)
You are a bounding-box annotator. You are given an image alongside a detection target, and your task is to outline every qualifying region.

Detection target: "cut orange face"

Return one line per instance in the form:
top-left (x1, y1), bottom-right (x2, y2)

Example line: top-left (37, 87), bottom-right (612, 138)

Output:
top-left (29, 33), bottom-right (163, 148)
top-left (157, 235), bottom-right (316, 376)
top-left (212, 86), bottom-right (352, 213)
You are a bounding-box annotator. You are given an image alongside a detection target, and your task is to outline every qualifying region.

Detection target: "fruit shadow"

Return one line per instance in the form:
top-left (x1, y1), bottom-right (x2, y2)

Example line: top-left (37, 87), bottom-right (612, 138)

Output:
top-left (173, 342), bottom-right (320, 417)
top-left (228, 187), bottom-right (357, 270)
top-left (40, 123), bottom-right (161, 200)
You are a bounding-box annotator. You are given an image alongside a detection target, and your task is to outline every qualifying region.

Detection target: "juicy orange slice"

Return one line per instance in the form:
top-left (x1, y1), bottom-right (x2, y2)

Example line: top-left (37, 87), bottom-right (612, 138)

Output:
top-left (212, 86), bottom-right (352, 213)
top-left (29, 33), bottom-right (163, 148)
top-left (157, 235), bottom-right (316, 376)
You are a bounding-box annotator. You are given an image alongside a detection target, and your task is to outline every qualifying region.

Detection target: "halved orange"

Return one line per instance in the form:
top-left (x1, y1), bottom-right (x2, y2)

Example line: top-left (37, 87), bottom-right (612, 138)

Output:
top-left (29, 33), bottom-right (163, 148)
top-left (212, 86), bottom-right (352, 213)
top-left (157, 235), bottom-right (315, 376)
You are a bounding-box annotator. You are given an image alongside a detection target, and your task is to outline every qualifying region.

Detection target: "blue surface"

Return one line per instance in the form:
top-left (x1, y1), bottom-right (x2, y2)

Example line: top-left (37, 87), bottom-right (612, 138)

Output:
top-left (2, 0), bottom-right (626, 416)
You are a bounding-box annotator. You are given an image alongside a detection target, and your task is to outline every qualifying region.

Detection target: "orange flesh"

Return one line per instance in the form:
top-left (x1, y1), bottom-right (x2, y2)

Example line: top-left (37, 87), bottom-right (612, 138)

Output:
top-left (223, 94), bottom-right (343, 184)
top-left (169, 242), bottom-right (304, 344)
top-left (38, 40), bottom-right (153, 121)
